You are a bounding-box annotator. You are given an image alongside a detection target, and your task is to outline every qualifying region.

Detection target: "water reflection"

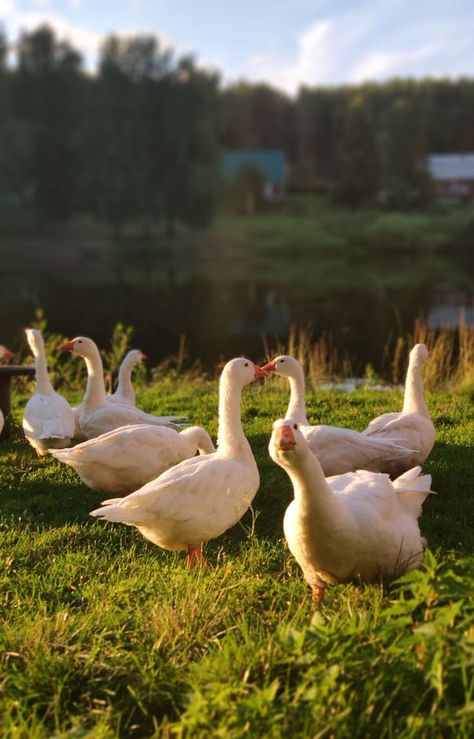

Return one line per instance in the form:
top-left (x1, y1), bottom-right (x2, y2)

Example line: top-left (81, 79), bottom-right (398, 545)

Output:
top-left (1, 235), bottom-right (473, 372)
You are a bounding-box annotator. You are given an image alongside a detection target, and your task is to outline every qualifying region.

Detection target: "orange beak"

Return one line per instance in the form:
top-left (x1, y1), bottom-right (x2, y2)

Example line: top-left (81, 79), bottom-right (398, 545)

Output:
top-left (2, 347), bottom-right (14, 358)
top-left (260, 359), bottom-right (277, 373)
top-left (253, 364), bottom-right (268, 379)
top-left (58, 340), bottom-right (75, 352)
top-left (275, 425), bottom-right (296, 452)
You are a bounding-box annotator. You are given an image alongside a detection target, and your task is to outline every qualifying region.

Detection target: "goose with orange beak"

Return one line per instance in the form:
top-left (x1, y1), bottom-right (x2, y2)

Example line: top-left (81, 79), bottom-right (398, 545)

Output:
top-left (91, 358), bottom-right (268, 568)
top-left (261, 355), bottom-right (417, 477)
top-left (270, 418), bottom-right (434, 605)
top-left (59, 337), bottom-right (185, 440)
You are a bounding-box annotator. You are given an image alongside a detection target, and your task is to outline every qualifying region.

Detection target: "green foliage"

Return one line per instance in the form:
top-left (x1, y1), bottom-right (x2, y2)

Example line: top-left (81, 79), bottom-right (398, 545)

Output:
top-left (1, 380), bottom-right (473, 735)
top-left (102, 322), bottom-right (135, 379)
top-left (336, 95), bottom-right (380, 207)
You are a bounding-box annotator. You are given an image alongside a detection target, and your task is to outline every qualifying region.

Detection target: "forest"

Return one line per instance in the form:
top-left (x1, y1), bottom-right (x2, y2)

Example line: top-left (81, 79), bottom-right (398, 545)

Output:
top-left (0, 24), bottom-right (474, 235)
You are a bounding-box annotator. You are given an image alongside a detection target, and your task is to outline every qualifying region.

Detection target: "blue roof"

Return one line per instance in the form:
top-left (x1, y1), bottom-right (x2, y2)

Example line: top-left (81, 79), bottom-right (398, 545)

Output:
top-left (223, 149), bottom-right (286, 184)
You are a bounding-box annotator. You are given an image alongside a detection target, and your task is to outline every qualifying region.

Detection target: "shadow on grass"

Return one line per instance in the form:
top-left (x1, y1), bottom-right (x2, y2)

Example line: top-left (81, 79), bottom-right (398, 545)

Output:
top-left (1, 432), bottom-right (472, 557)
top-left (0, 476), bottom-right (104, 525)
top-left (421, 441), bottom-right (474, 554)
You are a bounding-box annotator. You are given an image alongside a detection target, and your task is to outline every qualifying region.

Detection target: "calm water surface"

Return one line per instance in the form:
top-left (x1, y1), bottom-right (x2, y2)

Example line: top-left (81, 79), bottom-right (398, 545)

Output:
top-left (1, 235), bottom-right (473, 373)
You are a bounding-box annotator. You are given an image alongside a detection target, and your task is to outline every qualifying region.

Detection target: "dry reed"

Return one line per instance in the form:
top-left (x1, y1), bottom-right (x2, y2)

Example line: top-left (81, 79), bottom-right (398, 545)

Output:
top-left (263, 317), bottom-right (474, 391)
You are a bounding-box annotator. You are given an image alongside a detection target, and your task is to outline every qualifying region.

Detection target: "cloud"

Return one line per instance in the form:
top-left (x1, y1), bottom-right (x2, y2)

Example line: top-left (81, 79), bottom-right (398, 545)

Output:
top-left (349, 44), bottom-right (440, 83)
top-left (0, 0), bottom-right (17, 13)
top-left (248, 53), bottom-right (269, 69)
top-left (242, 1), bottom-right (474, 94)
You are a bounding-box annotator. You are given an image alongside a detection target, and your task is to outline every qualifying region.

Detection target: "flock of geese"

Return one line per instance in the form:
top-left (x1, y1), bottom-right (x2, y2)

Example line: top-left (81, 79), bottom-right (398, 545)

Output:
top-left (0, 329), bottom-right (436, 603)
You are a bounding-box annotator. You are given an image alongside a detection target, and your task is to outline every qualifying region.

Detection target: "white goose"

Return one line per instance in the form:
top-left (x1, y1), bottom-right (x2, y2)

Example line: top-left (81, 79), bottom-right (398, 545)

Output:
top-left (22, 329), bottom-right (75, 455)
top-left (90, 358), bottom-right (267, 567)
top-left (361, 344), bottom-right (435, 475)
top-left (261, 355), bottom-right (416, 476)
top-left (72, 347), bottom-right (145, 438)
top-left (60, 337), bottom-right (185, 440)
top-left (0, 344), bottom-right (13, 434)
top-left (108, 349), bottom-right (146, 406)
top-left (270, 419), bottom-right (433, 604)
top-left (50, 423), bottom-right (215, 494)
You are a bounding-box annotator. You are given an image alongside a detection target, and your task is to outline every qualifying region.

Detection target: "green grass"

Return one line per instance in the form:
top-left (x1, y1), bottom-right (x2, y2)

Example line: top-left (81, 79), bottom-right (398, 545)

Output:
top-left (1, 378), bottom-right (473, 737)
top-left (3, 202), bottom-right (474, 294)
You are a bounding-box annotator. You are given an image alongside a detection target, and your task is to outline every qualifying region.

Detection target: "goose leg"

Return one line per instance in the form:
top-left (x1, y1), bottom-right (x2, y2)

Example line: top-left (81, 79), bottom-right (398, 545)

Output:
top-left (311, 584), bottom-right (325, 607)
top-left (194, 543), bottom-right (206, 567)
top-left (186, 544), bottom-right (207, 569)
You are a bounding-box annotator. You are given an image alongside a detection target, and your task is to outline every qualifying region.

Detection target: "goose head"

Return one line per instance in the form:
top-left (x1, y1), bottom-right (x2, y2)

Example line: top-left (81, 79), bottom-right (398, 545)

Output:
top-left (0, 344), bottom-right (14, 360)
top-left (409, 343), bottom-right (428, 366)
top-left (59, 336), bottom-right (99, 360)
top-left (221, 357), bottom-right (268, 389)
top-left (25, 328), bottom-right (45, 356)
top-left (124, 349), bottom-right (146, 364)
top-left (261, 355), bottom-right (302, 379)
top-left (269, 418), bottom-right (308, 469)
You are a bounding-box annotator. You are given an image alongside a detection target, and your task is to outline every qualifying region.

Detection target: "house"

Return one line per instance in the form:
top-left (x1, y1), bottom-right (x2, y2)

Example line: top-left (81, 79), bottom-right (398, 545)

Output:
top-left (222, 149), bottom-right (287, 200)
top-left (427, 153), bottom-right (474, 204)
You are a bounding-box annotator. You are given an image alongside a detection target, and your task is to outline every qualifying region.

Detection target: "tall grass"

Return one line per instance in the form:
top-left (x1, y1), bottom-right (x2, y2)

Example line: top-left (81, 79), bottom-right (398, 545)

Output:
top-left (12, 309), bottom-right (474, 397)
top-left (265, 317), bottom-right (474, 391)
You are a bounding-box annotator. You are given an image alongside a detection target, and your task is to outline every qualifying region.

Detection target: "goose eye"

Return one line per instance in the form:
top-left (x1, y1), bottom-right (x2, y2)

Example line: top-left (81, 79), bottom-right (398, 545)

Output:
top-left (293, 424), bottom-right (298, 430)
top-left (244, 362), bottom-right (249, 367)
top-left (280, 359), bottom-right (285, 363)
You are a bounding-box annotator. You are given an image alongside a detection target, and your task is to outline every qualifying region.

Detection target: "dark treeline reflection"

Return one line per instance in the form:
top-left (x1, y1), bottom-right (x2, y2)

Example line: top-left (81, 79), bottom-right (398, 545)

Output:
top-left (1, 25), bottom-right (474, 235)
top-left (0, 265), bottom-right (455, 372)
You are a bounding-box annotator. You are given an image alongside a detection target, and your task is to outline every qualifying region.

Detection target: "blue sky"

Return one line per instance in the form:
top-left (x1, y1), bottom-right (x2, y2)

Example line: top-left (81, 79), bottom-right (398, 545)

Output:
top-left (1, 1), bottom-right (473, 93)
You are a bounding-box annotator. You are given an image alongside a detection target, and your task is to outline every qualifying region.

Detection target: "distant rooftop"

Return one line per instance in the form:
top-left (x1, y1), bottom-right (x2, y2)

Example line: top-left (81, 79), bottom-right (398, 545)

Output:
top-left (223, 149), bottom-right (286, 184)
top-left (428, 153), bottom-right (474, 181)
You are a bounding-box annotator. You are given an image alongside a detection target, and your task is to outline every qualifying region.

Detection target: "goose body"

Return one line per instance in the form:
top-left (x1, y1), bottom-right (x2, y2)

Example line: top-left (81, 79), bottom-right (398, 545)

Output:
top-left (361, 344), bottom-right (435, 475)
top-left (270, 420), bottom-right (433, 602)
top-left (261, 355), bottom-right (417, 476)
top-left (50, 423), bottom-right (215, 494)
top-left (22, 329), bottom-right (75, 455)
top-left (108, 349), bottom-right (145, 406)
top-left (90, 358), bottom-right (266, 565)
top-left (60, 337), bottom-right (185, 440)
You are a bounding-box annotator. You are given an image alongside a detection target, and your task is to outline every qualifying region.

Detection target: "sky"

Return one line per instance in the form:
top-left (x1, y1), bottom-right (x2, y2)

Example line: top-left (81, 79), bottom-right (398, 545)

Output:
top-left (1, 0), bottom-right (473, 94)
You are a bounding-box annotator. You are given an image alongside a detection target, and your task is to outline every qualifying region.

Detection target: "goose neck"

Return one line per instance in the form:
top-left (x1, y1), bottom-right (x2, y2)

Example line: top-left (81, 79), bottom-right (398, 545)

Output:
top-left (402, 356), bottom-right (430, 418)
top-left (284, 450), bottom-right (343, 521)
top-left (32, 340), bottom-right (53, 394)
top-left (82, 349), bottom-right (107, 408)
top-left (217, 375), bottom-right (249, 457)
top-left (286, 370), bottom-right (308, 425)
top-left (116, 358), bottom-right (135, 400)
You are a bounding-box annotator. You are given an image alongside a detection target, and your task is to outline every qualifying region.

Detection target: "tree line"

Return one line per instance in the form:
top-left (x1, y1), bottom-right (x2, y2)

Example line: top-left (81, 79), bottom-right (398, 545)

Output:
top-left (0, 25), bottom-right (473, 234)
